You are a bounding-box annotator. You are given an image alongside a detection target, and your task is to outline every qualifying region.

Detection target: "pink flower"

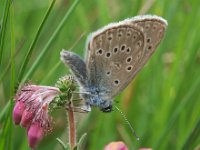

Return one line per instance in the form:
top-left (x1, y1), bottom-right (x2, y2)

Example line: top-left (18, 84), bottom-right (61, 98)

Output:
top-left (28, 122), bottom-right (44, 149)
top-left (13, 84), bottom-right (60, 148)
top-left (20, 109), bottom-right (35, 127)
top-left (13, 100), bottom-right (25, 125)
top-left (104, 141), bottom-right (128, 150)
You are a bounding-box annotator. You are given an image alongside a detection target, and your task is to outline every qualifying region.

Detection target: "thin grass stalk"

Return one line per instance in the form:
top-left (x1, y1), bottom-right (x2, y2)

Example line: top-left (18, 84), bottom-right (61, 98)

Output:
top-left (40, 61), bottom-right (61, 84)
top-left (17, 0), bottom-right (56, 83)
top-left (7, 4), bottom-right (15, 149)
top-left (21, 0), bottom-right (81, 84)
top-left (0, 0), bottom-right (12, 68)
top-left (181, 117), bottom-right (200, 150)
top-left (153, 75), bottom-right (200, 149)
top-left (0, 100), bottom-right (13, 149)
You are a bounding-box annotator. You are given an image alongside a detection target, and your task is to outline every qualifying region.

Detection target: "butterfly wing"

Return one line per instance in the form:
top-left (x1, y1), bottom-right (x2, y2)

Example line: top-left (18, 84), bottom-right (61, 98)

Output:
top-left (130, 15), bottom-right (168, 66)
top-left (60, 50), bottom-right (88, 87)
top-left (86, 15), bottom-right (167, 100)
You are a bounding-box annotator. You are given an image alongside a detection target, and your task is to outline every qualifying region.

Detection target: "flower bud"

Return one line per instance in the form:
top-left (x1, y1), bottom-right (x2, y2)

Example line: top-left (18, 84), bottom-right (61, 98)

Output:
top-left (28, 122), bottom-right (44, 149)
top-left (13, 101), bottom-right (25, 125)
top-left (20, 109), bottom-right (35, 127)
top-left (104, 141), bottom-right (128, 150)
top-left (13, 83), bottom-right (61, 148)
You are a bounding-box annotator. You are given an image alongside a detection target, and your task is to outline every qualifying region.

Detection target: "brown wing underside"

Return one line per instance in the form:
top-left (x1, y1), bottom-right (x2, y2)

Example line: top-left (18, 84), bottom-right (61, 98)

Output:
top-left (86, 18), bottom-right (166, 100)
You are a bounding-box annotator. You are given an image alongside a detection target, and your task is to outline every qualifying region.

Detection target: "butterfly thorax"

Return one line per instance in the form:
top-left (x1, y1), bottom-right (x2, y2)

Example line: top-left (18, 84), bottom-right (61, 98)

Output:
top-left (80, 86), bottom-right (113, 112)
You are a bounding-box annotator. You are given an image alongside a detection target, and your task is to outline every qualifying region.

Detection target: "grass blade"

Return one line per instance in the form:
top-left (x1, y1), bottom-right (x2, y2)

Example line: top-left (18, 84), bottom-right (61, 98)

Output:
top-left (153, 75), bottom-right (200, 149)
top-left (0, 101), bottom-right (10, 123)
top-left (17, 0), bottom-right (56, 83)
top-left (0, 100), bottom-right (13, 149)
top-left (181, 117), bottom-right (200, 150)
top-left (0, 4), bottom-right (15, 149)
top-left (40, 61), bottom-right (61, 84)
top-left (0, 0), bottom-right (12, 68)
top-left (21, 0), bottom-right (81, 84)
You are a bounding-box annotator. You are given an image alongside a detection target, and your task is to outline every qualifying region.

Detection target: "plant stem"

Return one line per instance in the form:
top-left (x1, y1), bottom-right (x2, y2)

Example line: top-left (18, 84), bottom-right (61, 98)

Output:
top-left (67, 103), bottom-right (76, 150)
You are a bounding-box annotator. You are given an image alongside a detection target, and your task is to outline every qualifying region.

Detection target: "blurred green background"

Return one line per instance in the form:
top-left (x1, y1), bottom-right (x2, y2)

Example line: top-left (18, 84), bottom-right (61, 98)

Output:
top-left (1, 0), bottom-right (200, 149)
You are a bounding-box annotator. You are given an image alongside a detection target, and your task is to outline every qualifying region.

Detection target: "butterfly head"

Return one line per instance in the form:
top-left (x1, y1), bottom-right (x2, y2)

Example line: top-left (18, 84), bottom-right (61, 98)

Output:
top-left (100, 104), bottom-right (113, 113)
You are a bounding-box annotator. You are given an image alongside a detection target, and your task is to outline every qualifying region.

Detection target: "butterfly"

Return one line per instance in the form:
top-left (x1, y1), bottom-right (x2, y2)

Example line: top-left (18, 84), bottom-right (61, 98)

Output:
top-left (61, 15), bottom-right (167, 112)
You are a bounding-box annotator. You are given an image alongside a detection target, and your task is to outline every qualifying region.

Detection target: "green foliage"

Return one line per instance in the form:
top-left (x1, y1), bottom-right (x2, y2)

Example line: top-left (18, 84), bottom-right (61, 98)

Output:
top-left (0, 0), bottom-right (200, 149)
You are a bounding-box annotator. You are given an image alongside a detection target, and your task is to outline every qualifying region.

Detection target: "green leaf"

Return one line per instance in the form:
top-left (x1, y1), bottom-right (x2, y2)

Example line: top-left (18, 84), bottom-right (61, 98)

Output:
top-left (56, 138), bottom-right (70, 150)
top-left (77, 133), bottom-right (87, 150)
top-left (17, 0), bottom-right (56, 83)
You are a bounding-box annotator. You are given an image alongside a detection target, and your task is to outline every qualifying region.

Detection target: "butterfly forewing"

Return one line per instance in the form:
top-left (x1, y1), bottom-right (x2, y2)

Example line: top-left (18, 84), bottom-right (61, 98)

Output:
top-left (86, 23), bottom-right (146, 100)
top-left (131, 16), bottom-right (167, 66)
top-left (86, 15), bottom-right (167, 100)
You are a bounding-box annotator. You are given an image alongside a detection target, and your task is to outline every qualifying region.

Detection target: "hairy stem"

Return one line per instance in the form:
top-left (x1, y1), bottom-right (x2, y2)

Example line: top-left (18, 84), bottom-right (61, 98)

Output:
top-left (67, 103), bottom-right (76, 149)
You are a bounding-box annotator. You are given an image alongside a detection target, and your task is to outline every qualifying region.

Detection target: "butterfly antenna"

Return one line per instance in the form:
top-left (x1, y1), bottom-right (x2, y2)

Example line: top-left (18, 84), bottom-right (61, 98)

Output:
top-left (114, 105), bottom-right (140, 141)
